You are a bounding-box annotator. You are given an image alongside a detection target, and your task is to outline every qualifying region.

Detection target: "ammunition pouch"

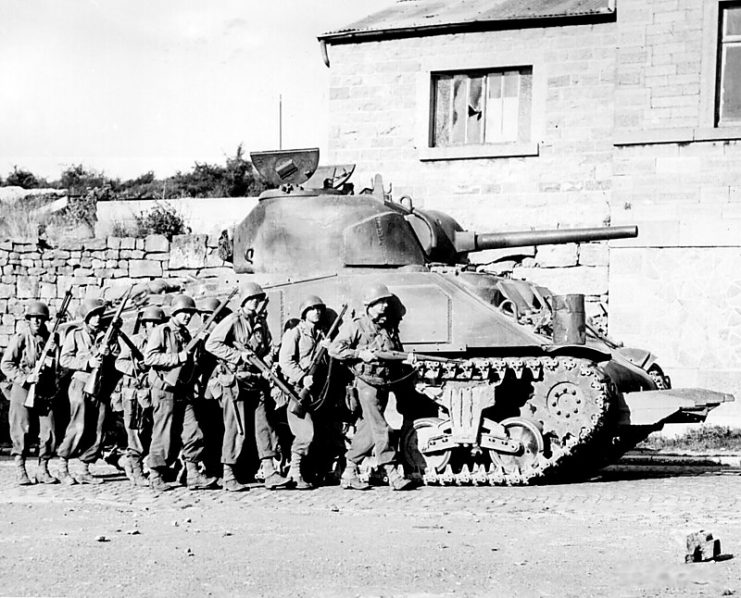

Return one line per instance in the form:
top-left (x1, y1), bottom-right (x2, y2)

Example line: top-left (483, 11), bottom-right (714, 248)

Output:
top-left (148, 369), bottom-right (172, 392)
top-left (352, 362), bottom-right (399, 387)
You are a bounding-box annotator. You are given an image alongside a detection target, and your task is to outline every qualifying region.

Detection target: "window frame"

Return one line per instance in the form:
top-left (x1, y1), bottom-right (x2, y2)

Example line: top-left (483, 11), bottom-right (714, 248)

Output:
top-left (415, 53), bottom-right (544, 161)
top-left (716, 1), bottom-right (741, 125)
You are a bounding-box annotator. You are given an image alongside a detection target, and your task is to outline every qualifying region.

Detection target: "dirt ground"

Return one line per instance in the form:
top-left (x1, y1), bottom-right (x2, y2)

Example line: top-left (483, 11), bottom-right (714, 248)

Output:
top-left (0, 459), bottom-right (740, 598)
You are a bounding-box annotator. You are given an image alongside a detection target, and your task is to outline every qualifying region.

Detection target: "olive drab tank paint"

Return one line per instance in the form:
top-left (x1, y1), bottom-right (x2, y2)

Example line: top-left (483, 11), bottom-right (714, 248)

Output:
top-left (185, 149), bottom-right (734, 486)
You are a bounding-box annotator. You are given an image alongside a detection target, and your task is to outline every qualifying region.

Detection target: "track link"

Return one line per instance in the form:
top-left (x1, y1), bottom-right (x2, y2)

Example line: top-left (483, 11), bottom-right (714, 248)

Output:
top-left (404, 355), bottom-right (616, 486)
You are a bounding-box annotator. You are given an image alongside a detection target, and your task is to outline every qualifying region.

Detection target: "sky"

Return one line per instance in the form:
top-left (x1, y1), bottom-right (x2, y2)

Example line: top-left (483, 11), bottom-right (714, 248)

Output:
top-left (0, 0), bottom-right (396, 181)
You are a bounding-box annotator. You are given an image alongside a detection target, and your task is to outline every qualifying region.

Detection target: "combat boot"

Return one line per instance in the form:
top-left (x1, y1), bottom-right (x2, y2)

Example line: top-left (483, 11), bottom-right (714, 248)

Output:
top-left (149, 468), bottom-right (170, 493)
top-left (129, 457), bottom-right (149, 488)
top-left (14, 456), bottom-right (33, 486)
top-left (57, 459), bottom-right (77, 485)
top-left (222, 464), bottom-right (249, 492)
top-left (35, 458), bottom-right (59, 484)
top-left (185, 461), bottom-right (217, 490)
top-left (341, 462), bottom-right (370, 491)
top-left (288, 453), bottom-right (312, 490)
top-left (262, 458), bottom-right (291, 490)
top-left (76, 461), bottom-right (104, 485)
top-left (385, 464), bottom-right (414, 491)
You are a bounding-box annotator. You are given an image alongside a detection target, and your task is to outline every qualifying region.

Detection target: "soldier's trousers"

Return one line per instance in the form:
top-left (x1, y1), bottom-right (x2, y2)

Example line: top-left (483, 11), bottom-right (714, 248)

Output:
top-left (57, 379), bottom-right (107, 464)
top-left (287, 408), bottom-right (313, 456)
top-left (346, 379), bottom-right (395, 467)
top-left (9, 396), bottom-right (55, 459)
top-left (221, 389), bottom-right (280, 464)
top-left (311, 407), bottom-right (346, 472)
top-left (148, 388), bottom-right (204, 469)
top-left (122, 392), bottom-right (152, 461)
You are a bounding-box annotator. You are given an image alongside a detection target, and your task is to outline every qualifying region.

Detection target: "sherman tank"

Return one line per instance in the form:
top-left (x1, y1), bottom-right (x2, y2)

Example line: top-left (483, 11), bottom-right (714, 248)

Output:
top-left (210, 148), bottom-right (732, 486)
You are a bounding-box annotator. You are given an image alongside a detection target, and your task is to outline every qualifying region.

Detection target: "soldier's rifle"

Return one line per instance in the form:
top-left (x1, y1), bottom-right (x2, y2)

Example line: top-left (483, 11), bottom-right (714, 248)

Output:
top-left (217, 298), bottom-right (270, 436)
top-left (117, 329), bottom-right (145, 374)
top-left (116, 328), bottom-right (148, 429)
top-left (235, 341), bottom-right (304, 423)
top-left (163, 287), bottom-right (239, 388)
top-left (84, 285), bottom-right (133, 396)
top-left (297, 303), bottom-right (348, 407)
top-left (372, 349), bottom-right (455, 364)
top-left (24, 288), bottom-right (73, 408)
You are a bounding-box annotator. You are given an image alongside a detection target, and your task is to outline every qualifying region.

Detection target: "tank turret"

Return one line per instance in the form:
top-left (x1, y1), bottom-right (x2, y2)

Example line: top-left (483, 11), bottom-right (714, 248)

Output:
top-left (232, 149), bottom-right (637, 274)
top-left (210, 149), bottom-right (733, 487)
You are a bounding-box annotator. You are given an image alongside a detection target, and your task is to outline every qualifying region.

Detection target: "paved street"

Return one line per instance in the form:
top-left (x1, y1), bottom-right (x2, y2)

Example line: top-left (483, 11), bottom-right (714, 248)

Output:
top-left (0, 457), bottom-right (740, 598)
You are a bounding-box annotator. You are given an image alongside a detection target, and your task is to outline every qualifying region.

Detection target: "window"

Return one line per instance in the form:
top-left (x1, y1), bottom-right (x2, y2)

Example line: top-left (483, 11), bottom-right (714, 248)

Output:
top-left (430, 67), bottom-right (532, 147)
top-left (718, 3), bottom-right (741, 124)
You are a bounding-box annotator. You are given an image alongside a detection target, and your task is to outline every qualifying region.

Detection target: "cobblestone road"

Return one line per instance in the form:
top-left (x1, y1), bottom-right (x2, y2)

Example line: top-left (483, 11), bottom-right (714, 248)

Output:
top-left (1, 457), bottom-right (740, 597)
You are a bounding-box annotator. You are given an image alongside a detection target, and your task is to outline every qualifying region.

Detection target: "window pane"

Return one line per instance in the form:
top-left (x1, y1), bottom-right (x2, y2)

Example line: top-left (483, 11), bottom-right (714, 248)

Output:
top-left (725, 6), bottom-right (741, 36)
top-left (451, 75), bottom-right (467, 144)
top-left (485, 73), bottom-right (503, 142)
top-left (503, 70), bottom-right (519, 97)
top-left (518, 70), bottom-right (532, 142)
top-left (432, 75), bottom-right (451, 147)
top-left (721, 44), bottom-right (741, 121)
top-left (501, 71), bottom-right (520, 140)
top-left (467, 75), bottom-right (484, 144)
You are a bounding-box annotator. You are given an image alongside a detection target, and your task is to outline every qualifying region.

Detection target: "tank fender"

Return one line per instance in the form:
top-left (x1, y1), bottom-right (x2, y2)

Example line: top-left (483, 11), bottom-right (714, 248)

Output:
top-left (543, 344), bottom-right (612, 362)
top-left (618, 388), bottom-right (734, 426)
top-left (616, 347), bottom-right (659, 370)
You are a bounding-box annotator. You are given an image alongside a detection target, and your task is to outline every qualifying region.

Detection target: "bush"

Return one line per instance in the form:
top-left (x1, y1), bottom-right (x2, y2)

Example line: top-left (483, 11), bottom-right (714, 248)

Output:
top-left (60, 164), bottom-right (109, 194)
top-left (5, 166), bottom-right (42, 189)
top-left (134, 204), bottom-right (190, 240)
top-left (638, 426), bottom-right (741, 452)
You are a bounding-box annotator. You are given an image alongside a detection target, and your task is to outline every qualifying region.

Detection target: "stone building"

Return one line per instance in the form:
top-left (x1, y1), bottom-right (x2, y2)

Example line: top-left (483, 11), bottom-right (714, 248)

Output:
top-left (320, 0), bottom-right (741, 423)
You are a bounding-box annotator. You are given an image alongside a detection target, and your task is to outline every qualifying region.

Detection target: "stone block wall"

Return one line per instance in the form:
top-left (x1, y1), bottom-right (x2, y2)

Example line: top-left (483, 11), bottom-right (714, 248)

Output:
top-left (0, 234), bottom-right (232, 351)
top-left (326, 23), bottom-right (616, 233)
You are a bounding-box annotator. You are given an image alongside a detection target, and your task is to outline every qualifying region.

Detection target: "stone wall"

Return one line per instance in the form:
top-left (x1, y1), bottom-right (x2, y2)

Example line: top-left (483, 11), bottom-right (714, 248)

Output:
top-left (0, 234), bottom-right (234, 350)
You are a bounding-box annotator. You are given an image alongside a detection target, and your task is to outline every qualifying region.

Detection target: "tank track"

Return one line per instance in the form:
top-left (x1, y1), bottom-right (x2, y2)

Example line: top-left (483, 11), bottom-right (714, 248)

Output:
top-left (403, 355), bottom-right (616, 486)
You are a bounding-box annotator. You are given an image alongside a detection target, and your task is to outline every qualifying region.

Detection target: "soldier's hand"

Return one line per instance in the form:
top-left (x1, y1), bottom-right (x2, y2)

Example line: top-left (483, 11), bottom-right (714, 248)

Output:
top-left (43, 356), bottom-right (54, 369)
top-left (178, 350), bottom-right (189, 364)
top-left (240, 351), bottom-right (252, 364)
top-left (88, 356), bottom-right (102, 369)
top-left (26, 372), bottom-right (39, 385)
top-left (318, 339), bottom-right (331, 349)
top-left (358, 349), bottom-right (377, 363)
top-left (302, 374), bottom-right (314, 389)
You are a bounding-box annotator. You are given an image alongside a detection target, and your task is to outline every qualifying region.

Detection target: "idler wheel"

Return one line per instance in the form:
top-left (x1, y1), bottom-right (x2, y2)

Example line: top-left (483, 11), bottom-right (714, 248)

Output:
top-left (400, 417), bottom-right (452, 475)
top-left (489, 417), bottom-right (545, 481)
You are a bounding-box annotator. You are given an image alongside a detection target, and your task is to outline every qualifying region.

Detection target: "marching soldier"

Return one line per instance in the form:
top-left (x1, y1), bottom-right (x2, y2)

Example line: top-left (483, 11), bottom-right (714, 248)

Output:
top-left (114, 305), bottom-right (164, 486)
top-left (277, 295), bottom-right (327, 490)
top-left (57, 298), bottom-right (120, 485)
top-left (205, 282), bottom-right (290, 491)
top-left (328, 283), bottom-right (414, 491)
top-left (0, 301), bottom-right (59, 485)
top-left (143, 294), bottom-right (217, 492)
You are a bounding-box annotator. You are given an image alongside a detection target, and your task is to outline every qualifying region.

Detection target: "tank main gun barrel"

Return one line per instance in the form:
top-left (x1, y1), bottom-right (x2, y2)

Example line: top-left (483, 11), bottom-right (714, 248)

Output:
top-left (453, 225), bottom-right (638, 252)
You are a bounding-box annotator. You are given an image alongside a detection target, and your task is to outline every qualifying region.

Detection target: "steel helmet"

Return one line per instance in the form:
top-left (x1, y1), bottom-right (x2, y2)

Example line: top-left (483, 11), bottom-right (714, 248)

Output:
top-left (79, 298), bottom-right (106, 321)
top-left (140, 306), bottom-right (166, 323)
top-left (363, 283), bottom-right (394, 307)
top-left (171, 294), bottom-right (197, 315)
top-left (240, 282), bottom-right (266, 305)
top-left (300, 295), bottom-right (325, 319)
top-left (24, 301), bottom-right (50, 320)
top-left (199, 297), bottom-right (222, 314)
